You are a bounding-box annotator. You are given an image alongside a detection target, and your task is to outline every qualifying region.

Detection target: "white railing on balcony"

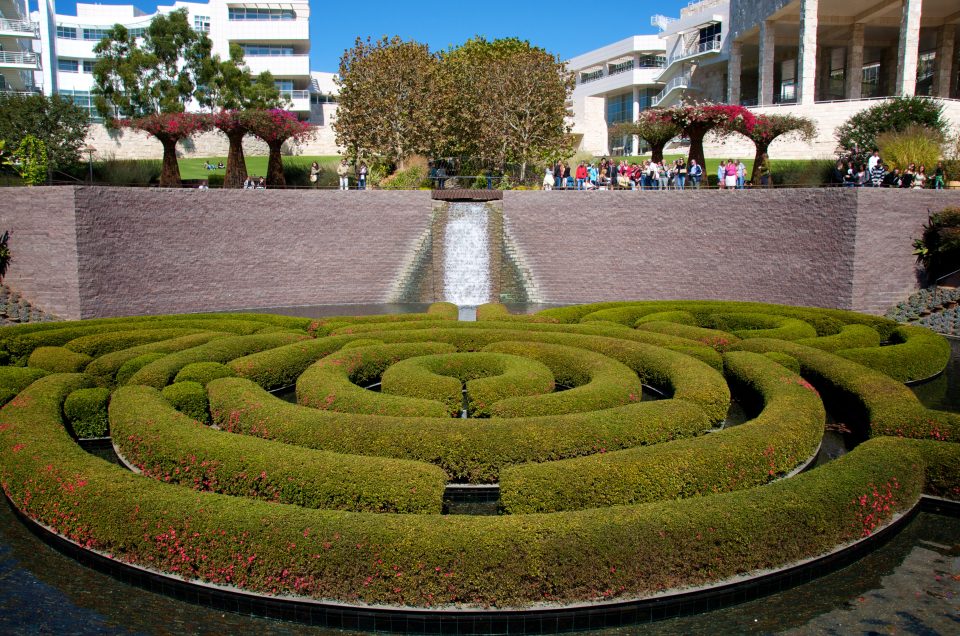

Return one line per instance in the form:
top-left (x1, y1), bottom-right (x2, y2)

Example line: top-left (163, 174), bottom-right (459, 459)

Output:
top-left (281, 90), bottom-right (310, 100)
top-left (0, 89), bottom-right (41, 97)
top-left (0, 51), bottom-right (39, 66)
top-left (652, 72), bottom-right (691, 106)
top-left (0, 18), bottom-right (39, 36)
top-left (667, 35), bottom-right (722, 67)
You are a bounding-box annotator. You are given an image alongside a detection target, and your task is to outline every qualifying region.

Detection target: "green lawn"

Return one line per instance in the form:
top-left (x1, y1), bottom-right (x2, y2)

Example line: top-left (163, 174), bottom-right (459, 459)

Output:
top-left (178, 155), bottom-right (339, 180)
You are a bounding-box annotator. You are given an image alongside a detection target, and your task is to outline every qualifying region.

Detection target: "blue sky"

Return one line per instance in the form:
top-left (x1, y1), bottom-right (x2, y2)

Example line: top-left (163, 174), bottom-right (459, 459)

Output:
top-left (35, 0), bottom-right (690, 71)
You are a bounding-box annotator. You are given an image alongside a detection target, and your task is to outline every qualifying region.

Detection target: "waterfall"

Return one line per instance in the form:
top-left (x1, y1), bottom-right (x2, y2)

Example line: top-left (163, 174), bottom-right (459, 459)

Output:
top-left (443, 202), bottom-right (491, 308)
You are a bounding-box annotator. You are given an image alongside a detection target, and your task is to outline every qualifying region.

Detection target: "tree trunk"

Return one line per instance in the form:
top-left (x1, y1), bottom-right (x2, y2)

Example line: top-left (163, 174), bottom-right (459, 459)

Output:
top-left (266, 142), bottom-right (285, 187)
top-left (686, 130), bottom-right (707, 177)
top-left (750, 142), bottom-right (770, 186)
top-left (158, 136), bottom-right (181, 188)
top-left (223, 129), bottom-right (248, 189)
top-left (650, 141), bottom-right (667, 163)
top-left (520, 161), bottom-right (527, 183)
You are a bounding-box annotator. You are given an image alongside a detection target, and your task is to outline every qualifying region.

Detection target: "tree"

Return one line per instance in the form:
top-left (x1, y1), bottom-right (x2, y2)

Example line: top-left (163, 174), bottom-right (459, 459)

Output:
top-left (335, 36), bottom-right (446, 169)
top-left (119, 113), bottom-right (210, 187)
top-left (663, 103), bottom-right (755, 172)
top-left (243, 109), bottom-right (313, 186)
top-left (0, 93), bottom-right (89, 171)
top-left (92, 8), bottom-right (213, 186)
top-left (204, 44), bottom-right (285, 188)
top-left (609, 109), bottom-right (681, 162)
top-left (12, 135), bottom-right (48, 186)
top-left (729, 113), bottom-right (816, 184)
top-left (836, 96), bottom-right (947, 165)
top-left (914, 207), bottom-right (960, 283)
top-left (441, 38), bottom-right (573, 180)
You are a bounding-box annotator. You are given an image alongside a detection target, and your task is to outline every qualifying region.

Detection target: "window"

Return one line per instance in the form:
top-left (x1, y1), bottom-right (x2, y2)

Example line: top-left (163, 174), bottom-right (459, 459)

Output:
top-left (311, 93), bottom-right (338, 104)
top-left (56, 25), bottom-right (77, 39)
top-left (193, 15), bottom-right (210, 32)
top-left (128, 27), bottom-right (146, 39)
top-left (916, 50), bottom-right (935, 96)
top-left (580, 69), bottom-right (603, 84)
top-left (637, 87), bottom-right (659, 111)
top-left (698, 23), bottom-right (721, 48)
top-left (83, 60), bottom-right (95, 73)
top-left (82, 28), bottom-right (110, 41)
top-left (778, 59), bottom-right (796, 103)
top-left (637, 55), bottom-right (666, 68)
top-left (274, 80), bottom-right (294, 91)
top-left (240, 45), bottom-right (294, 56)
top-left (827, 47), bottom-right (845, 100)
top-left (861, 62), bottom-right (881, 98)
top-left (58, 58), bottom-right (79, 73)
top-left (228, 8), bottom-right (295, 21)
top-left (57, 89), bottom-right (105, 122)
top-left (606, 92), bottom-right (632, 125)
top-left (608, 60), bottom-right (634, 76)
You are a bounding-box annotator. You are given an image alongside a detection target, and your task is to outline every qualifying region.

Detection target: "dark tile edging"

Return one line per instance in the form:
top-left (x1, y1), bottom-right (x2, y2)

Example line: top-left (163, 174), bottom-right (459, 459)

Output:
top-left (8, 494), bottom-right (956, 633)
top-left (432, 190), bottom-right (504, 201)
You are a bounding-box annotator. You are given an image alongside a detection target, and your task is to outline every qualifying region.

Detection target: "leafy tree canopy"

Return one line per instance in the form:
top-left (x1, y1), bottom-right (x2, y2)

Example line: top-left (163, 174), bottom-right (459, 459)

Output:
top-left (0, 93), bottom-right (89, 170)
top-left (92, 8), bottom-right (213, 118)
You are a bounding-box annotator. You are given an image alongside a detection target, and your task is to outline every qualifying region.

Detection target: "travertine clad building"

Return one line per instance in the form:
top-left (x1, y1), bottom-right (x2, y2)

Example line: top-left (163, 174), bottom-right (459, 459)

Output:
top-left (567, 0), bottom-right (960, 158)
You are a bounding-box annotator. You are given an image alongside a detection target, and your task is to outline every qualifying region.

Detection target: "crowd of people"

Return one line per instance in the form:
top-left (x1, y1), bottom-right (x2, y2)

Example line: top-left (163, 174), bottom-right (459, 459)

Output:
top-left (831, 150), bottom-right (949, 189)
top-left (543, 157), bottom-right (713, 191)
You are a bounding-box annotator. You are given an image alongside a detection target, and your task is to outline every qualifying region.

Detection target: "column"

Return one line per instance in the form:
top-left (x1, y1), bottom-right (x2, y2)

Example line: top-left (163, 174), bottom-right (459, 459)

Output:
top-left (759, 19), bottom-right (776, 105)
top-left (846, 23), bottom-right (865, 100)
top-left (727, 40), bottom-right (742, 105)
top-left (895, 0), bottom-right (922, 96)
top-left (797, 0), bottom-right (819, 105)
top-left (631, 87), bottom-right (640, 156)
top-left (935, 24), bottom-right (955, 98)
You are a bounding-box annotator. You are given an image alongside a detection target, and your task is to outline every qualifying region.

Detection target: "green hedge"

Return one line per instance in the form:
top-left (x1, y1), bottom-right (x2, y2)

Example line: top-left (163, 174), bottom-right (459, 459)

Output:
top-left (382, 352), bottom-right (555, 417)
top-left (796, 324), bottom-right (881, 353)
top-left (174, 362), bottom-right (236, 386)
top-left (209, 377), bottom-right (713, 483)
top-left (0, 374), bottom-right (940, 608)
top-left (127, 333), bottom-right (310, 388)
top-left (63, 387), bottom-right (111, 438)
top-left (85, 332), bottom-right (231, 381)
top-left (837, 325), bottom-right (951, 383)
top-left (27, 346), bottom-right (92, 373)
top-left (111, 385), bottom-right (445, 513)
top-left (733, 338), bottom-right (960, 440)
top-left (161, 381), bottom-right (210, 425)
top-left (115, 353), bottom-right (168, 386)
top-left (64, 328), bottom-right (205, 357)
top-left (228, 335), bottom-right (358, 391)
top-left (297, 343), bottom-right (457, 417)
top-left (0, 366), bottom-right (48, 394)
top-left (636, 321), bottom-right (741, 351)
top-left (499, 351), bottom-right (824, 513)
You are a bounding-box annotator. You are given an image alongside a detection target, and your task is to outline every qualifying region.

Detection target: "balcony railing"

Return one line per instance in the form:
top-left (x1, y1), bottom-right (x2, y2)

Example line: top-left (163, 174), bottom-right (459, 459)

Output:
top-left (0, 51), bottom-right (39, 67)
top-left (652, 73), bottom-right (691, 106)
top-left (0, 18), bottom-right (39, 36)
top-left (667, 35), bottom-right (721, 67)
top-left (281, 90), bottom-right (310, 100)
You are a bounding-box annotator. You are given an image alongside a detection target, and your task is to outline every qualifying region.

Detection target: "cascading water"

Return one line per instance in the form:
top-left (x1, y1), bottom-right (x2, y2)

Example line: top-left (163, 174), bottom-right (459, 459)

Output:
top-left (443, 202), bottom-right (491, 309)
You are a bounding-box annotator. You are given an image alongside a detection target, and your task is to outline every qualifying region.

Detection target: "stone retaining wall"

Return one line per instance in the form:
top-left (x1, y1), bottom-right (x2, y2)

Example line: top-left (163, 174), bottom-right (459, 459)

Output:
top-left (2, 186), bottom-right (957, 319)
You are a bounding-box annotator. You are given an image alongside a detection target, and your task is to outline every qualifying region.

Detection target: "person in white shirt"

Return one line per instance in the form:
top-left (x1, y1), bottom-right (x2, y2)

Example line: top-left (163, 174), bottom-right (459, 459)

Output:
top-left (867, 150), bottom-right (880, 174)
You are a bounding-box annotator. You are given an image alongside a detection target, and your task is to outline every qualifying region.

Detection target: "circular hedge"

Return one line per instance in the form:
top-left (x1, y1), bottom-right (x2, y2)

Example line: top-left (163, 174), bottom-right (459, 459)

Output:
top-left (0, 301), bottom-right (957, 610)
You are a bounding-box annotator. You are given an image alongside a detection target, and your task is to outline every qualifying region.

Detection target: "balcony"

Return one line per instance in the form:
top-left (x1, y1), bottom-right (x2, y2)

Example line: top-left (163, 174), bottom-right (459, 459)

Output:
top-left (0, 18), bottom-right (39, 37)
top-left (667, 35), bottom-right (721, 67)
top-left (0, 51), bottom-right (39, 70)
top-left (652, 72), bottom-right (691, 106)
top-left (280, 89), bottom-right (310, 112)
top-left (243, 54), bottom-right (309, 78)
top-left (226, 19), bottom-right (309, 42)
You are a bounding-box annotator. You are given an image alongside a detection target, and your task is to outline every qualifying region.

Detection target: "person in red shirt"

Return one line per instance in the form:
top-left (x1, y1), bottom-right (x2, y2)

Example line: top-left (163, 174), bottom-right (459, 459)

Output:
top-left (575, 163), bottom-right (588, 190)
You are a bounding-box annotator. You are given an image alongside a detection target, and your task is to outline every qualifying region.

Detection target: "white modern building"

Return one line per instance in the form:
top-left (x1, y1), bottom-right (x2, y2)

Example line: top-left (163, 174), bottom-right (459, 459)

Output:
top-left (0, 0), bottom-right (40, 95)
top-left (27, 0), bottom-right (315, 121)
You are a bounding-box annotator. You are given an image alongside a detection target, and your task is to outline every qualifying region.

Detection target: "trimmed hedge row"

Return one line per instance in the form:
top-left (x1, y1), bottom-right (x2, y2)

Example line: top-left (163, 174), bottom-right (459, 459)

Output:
top-left (0, 374), bottom-right (941, 608)
top-left (837, 325), bottom-right (952, 383)
top-left (733, 338), bottom-right (960, 440)
top-left (297, 343), bottom-right (457, 417)
top-left (308, 303), bottom-right (458, 336)
top-left (126, 333), bottom-right (310, 389)
top-left (209, 377), bottom-right (713, 483)
top-left (499, 351), bottom-right (824, 513)
top-left (64, 328), bottom-right (206, 357)
top-left (27, 346), bottom-right (92, 373)
top-left (704, 313), bottom-right (817, 340)
top-left (636, 321), bottom-right (740, 351)
top-left (86, 332), bottom-right (232, 381)
top-left (381, 352), bottom-right (555, 417)
top-left (64, 387), bottom-right (110, 438)
top-left (111, 385), bottom-right (445, 513)
top-left (174, 362), bottom-right (236, 386)
top-left (228, 335), bottom-right (360, 391)
top-left (161, 381), bottom-right (210, 425)
top-left (796, 324), bottom-right (881, 353)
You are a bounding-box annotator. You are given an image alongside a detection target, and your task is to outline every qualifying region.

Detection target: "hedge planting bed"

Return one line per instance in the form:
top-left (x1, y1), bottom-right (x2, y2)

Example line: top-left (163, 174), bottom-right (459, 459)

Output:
top-left (0, 300), bottom-right (956, 612)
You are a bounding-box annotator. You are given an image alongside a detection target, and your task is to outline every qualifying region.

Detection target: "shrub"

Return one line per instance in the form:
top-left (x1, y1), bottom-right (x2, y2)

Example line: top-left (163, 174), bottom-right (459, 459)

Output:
top-left (92, 158), bottom-right (161, 186)
top-left (836, 96), bottom-right (947, 164)
top-left (27, 346), bottom-right (92, 372)
top-left (837, 324), bottom-right (950, 383)
top-left (876, 124), bottom-right (944, 171)
top-left (65, 328), bottom-right (204, 357)
top-left (914, 207), bottom-right (960, 283)
top-left (174, 362), bottom-right (236, 386)
top-left (64, 387), bottom-right (110, 438)
top-left (115, 353), bottom-right (172, 386)
top-left (379, 165), bottom-right (428, 190)
top-left (160, 381), bottom-right (210, 424)
top-left (0, 366), bottom-right (48, 395)
top-left (88, 332), bottom-right (231, 381)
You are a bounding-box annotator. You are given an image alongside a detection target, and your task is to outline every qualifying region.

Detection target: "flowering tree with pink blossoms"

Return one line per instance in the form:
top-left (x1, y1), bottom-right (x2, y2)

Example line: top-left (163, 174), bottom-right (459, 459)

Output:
top-left (119, 113), bottom-right (211, 187)
top-left (243, 110), bottom-right (314, 186)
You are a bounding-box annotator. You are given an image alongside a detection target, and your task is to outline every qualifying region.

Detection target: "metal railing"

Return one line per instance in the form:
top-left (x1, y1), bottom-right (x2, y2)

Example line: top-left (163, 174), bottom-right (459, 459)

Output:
top-left (280, 90), bottom-right (310, 100)
top-left (667, 36), bottom-right (721, 67)
top-left (0, 18), bottom-right (39, 36)
top-left (652, 73), bottom-right (691, 106)
top-left (0, 51), bottom-right (39, 66)
top-left (0, 88), bottom-right (41, 97)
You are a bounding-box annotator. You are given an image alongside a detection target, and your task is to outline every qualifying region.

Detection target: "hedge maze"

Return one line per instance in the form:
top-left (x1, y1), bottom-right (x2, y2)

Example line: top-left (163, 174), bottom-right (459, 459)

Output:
top-left (0, 301), bottom-right (957, 609)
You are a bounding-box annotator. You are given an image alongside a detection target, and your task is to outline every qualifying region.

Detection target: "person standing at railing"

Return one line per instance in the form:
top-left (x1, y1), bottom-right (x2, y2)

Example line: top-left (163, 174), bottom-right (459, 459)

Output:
top-left (758, 153), bottom-right (771, 187)
top-left (675, 158), bottom-right (687, 190)
top-left (309, 161), bottom-right (320, 188)
top-left (357, 162), bottom-right (368, 190)
top-left (337, 158), bottom-right (350, 190)
top-left (736, 160), bottom-right (746, 189)
top-left (933, 162), bottom-right (946, 190)
top-left (588, 163), bottom-right (598, 189)
top-left (553, 161), bottom-right (563, 189)
top-left (689, 159), bottom-right (702, 188)
top-left (724, 159), bottom-right (737, 190)
top-left (542, 166), bottom-right (554, 190)
top-left (867, 149), bottom-right (881, 175)
top-left (575, 162), bottom-right (587, 190)
top-left (869, 160), bottom-right (886, 187)
top-left (717, 162), bottom-right (726, 189)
